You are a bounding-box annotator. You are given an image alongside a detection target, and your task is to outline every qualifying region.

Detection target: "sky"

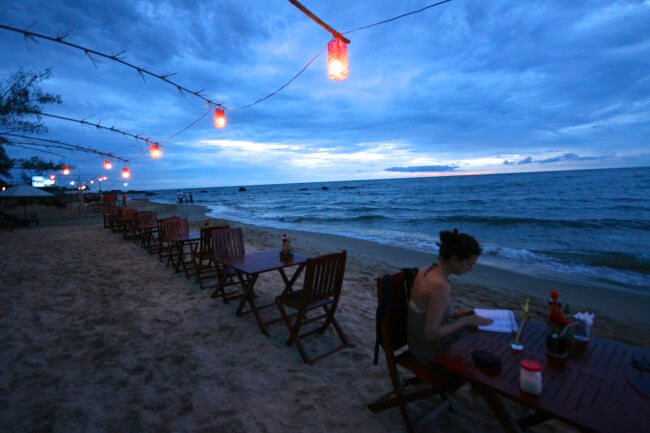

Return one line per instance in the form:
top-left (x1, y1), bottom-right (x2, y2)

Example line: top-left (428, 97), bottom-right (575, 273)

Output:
top-left (1, 0), bottom-right (649, 190)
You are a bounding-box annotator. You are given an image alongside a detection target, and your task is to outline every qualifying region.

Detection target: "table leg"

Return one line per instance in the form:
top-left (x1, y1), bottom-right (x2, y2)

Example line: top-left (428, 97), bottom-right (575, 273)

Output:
top-left (235, 273), bottom-right (267, 335)
top-left (278, 263), bottom-right (305, 296)
top-left (477, 386), bottom-right (523, 433)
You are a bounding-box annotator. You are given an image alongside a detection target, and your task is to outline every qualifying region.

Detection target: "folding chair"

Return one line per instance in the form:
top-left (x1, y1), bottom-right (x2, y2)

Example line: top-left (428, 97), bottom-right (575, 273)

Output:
top-left (157, 217), bottom-right (182, 262)
top-left (119, 208), bottom-right (137, 240)
top-left (162, 218), bottom-right (190, 268)
top-left (102, 206), bottom-right (117, 229)
top-left (194, 224), bottom-right (230, 289)
top-left (275, 250), bottom-right (350, 365)
top-left (134, 211), bottom-right (157, 247)
top-left (210, 228), bottom-right (247, 303)
top-left (366, 271), bottom-right (463, 433)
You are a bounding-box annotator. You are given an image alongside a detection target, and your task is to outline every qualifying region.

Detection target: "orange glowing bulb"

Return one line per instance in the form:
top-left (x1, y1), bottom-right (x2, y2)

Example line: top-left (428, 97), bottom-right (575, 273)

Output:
top-left (327, 37), bottom-right (348, 81)
top-left (104, 160), bottom-right (112, 170)
top-left (49, 174), bottom-right (56, 180)
top-left (63, 166), bottom-right (71, 175)
top-left (213, 108), bottom-right (226, 128)
top-left (149, 143), bottom-right (162, 159)
top-left (121, 167), bottom-right (131, 179)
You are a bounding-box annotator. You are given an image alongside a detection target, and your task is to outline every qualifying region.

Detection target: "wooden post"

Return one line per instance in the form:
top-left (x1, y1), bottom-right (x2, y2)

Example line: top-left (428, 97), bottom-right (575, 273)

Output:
top-left (288, 0), bottom-right (351, 44)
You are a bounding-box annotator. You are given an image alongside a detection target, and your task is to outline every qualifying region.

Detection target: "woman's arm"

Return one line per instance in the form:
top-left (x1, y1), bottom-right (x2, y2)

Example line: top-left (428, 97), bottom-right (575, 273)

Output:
top-left (423, 289), bottom-right (491, 340)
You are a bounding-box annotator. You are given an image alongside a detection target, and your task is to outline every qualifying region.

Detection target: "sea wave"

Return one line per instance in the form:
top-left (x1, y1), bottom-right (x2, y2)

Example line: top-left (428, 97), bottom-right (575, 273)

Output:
top-left (419, 215), bottom-right (650, 230)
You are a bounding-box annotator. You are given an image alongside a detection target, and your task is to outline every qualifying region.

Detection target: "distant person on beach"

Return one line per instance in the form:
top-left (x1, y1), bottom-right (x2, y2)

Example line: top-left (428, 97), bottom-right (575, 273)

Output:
top-left (189, 192), bottom-right (193, 204)
top-left (121, 193), bottom-right (126, 207)
top-left (177, 190), bottom-right (183, 205)
top-left (407, 229), bottom-right (492, 368)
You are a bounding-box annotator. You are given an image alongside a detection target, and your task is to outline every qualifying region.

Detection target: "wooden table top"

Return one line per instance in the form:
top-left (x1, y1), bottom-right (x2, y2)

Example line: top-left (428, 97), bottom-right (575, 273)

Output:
top-left (219, 250), bottom-right (309, 274)
top-left (432, 320), bottom-right (650, 433)
top-left (166, 231), bottom-right (200, 242)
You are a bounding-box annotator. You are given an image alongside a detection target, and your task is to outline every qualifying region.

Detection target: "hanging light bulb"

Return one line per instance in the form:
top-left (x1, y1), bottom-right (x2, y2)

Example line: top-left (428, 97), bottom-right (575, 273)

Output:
top-left (102, 176), bottom-right (108, 181)
top-left (149, 143), bottom-right (162, 159)
top-left (90, 180), bottom-right (94, 184)
top-left (123, 182), bottom-right (128, 187)
top-left (121, 167), bottom-right (131, 179)
top-left (63, 166), bottom-right (71, 175)
top-left (49, 174), bottom-right (56, 181)
top-left (213, 108), bottom-right (226, 128)
top-left (327, 37), bottom-right (349, 81)
top-left (104, 160), bottom-right (112, 170)
top-left (70, 180), bottom-right (75, 185)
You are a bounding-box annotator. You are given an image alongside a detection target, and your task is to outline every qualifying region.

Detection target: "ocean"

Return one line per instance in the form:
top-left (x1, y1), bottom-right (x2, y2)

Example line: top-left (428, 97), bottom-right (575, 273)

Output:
top-left (146, 167), bottom-right (650, 294)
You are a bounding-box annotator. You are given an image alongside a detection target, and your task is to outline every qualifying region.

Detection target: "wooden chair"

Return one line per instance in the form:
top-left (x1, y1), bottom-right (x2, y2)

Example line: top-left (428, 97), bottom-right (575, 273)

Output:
top-left (157, 217), bottom-right (181, 262)
top-left (162, 217), bottom-right (189, 268)
top-left (194, 224), bottom-right (230, 289)
top-left (134, 211), bottom-right (157, 247)
top-left (118, 208), bottom-right (137, 240)
top-left (102, 206), bottom-right (117, 229)
top-left (275, 250), bottom-right (350, 365)
top-left (210, 228), bottom-right (247, 303)
top-left (366, 271), bottom-right (462, 433)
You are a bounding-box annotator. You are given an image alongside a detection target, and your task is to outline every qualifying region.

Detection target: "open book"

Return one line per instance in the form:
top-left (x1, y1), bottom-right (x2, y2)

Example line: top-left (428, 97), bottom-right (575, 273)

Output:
top-left (473, 309), bottom-right (519, 333)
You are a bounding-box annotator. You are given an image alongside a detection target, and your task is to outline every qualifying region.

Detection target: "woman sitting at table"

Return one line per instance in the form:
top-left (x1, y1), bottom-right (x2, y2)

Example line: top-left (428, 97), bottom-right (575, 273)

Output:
top-left (408, 228), bottom-right (493, 367)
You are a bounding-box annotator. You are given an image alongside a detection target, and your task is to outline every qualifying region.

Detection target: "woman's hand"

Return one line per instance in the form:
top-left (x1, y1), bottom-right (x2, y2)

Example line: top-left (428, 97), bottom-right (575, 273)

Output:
top-left (463, 314), bottom-right (494, 327)
top-left (454, 308), bottom-right (475, 318)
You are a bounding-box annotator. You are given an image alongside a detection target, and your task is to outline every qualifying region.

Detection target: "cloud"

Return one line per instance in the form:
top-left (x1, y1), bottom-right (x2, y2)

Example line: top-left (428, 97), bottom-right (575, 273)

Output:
top-left (384, 165), bottom-right (458, 173)
top-left (503, 153), bottom-right (606, 165)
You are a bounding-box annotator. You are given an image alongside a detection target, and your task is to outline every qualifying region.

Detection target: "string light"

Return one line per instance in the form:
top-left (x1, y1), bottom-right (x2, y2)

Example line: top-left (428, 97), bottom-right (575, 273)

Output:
top-left (121, 167), bottom-right (131, 179)
top-left (49, 174), bottom-right (56, 180)
top-left (213, 109), bottom-right (226, 128)
top-left (327, 37), bottom-right (349, 81)
top-left (70, 180), bottom-right (75, 185)
top-left (90, 179), bottom-right (94, 184)
top-left (123, 182), bottom-right (128, 187)
top-left (149, 143), bottom-right (162, 159)
top-left (102, 176), bottom-right (108, 181)
top-left (104, 160), bottom-right (112, 169)
top-left (63, 166), bottom-right (71, 175)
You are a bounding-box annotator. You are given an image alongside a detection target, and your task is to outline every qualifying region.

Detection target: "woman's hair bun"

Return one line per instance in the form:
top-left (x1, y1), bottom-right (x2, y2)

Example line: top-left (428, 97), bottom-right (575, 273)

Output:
top-left (437, 228), bottom-right (481, 261)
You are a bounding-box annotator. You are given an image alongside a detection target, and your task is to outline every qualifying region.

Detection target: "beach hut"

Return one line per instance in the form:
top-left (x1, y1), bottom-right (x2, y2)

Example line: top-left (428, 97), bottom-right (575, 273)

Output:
top-left (0, 185), bottom-right (53, 215)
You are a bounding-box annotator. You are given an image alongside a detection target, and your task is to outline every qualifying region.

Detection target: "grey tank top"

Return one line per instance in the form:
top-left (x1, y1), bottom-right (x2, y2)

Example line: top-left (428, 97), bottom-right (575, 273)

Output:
top-left (407, 299), bottom-right (466, 368)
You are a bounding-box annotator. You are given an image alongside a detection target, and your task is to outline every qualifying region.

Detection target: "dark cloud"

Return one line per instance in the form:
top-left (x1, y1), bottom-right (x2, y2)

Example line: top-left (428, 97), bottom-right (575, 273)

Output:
top-left (384, 165), bottom-right (458, 173)
top-left (503, 153), bottom-right (606, 166)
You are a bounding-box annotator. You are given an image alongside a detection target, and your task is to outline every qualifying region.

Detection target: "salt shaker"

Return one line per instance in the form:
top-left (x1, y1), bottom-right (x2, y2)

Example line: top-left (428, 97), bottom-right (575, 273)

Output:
top-left (519, 359), bottom-right (542, 395)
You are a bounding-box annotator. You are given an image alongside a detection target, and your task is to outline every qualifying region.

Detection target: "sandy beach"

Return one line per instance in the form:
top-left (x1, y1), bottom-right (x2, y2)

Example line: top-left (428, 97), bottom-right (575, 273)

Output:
top-left (1, 201), bottom-right (648, 433)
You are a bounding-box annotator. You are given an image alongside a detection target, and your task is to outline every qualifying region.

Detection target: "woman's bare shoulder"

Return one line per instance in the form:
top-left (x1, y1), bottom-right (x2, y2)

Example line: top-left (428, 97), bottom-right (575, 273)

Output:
top-left (413, 267), bottom-right (450, 302)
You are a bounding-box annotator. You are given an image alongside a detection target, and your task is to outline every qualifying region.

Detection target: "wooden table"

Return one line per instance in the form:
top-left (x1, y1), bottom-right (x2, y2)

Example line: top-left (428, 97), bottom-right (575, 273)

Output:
top-left (217, 250), bottom-right (309, 335)
top-left (166, 231), bottom-right (201, 278)
top-left (432, 321), bottom-right (650, 433)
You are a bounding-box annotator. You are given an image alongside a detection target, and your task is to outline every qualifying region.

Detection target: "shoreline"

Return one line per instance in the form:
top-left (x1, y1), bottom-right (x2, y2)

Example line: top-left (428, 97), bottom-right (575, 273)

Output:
top-left (133, 199), bottom-right (650, 327)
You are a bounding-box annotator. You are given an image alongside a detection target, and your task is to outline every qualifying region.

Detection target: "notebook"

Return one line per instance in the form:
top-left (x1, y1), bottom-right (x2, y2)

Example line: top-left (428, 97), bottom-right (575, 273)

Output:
top-left (474, 309), bottom-right (519, 333)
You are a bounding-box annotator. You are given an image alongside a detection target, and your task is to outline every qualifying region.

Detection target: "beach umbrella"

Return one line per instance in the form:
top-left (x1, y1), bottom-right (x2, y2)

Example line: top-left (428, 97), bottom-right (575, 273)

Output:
top-left (0, 185), bottom-right (53, 215)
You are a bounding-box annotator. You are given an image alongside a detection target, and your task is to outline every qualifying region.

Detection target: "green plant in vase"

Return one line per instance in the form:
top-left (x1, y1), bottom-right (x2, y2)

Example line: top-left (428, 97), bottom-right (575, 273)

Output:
top-left (511, 298), bottom-right (530, 350)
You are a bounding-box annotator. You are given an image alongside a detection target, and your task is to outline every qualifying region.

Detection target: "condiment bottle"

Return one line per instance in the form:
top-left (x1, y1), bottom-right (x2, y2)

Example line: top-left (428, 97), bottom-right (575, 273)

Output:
top-left (282, 233), bottom-right (289, 253)
top-left (519, 359), bottom-right (542, 395)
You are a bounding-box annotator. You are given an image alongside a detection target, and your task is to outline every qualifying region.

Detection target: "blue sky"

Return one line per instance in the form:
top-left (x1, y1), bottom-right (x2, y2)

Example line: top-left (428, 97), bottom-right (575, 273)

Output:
top-left (1, 0), bottom-right (649, 189)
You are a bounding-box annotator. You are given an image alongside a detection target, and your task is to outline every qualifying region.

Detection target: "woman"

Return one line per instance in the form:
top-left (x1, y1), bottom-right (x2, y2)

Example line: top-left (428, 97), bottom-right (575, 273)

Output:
top-left (408, 229), bottom-right (493, 367)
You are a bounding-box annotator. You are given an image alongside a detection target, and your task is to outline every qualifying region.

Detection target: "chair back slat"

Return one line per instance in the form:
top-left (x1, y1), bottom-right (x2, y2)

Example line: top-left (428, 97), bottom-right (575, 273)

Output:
top-left (303, 251), bottom-right (347, 303)
top-left (163, 218), bottom-right (189, 238)
top-left (122, 208), bottom-right (136, 220)
top-left (377, 271), bottom-right (411, 353)
top-left (200, 225), bottom-right (230, 256)
top-left (136, 211), bottom-right (157, 227)
top-left (211, 228), bottom-right (245, 260)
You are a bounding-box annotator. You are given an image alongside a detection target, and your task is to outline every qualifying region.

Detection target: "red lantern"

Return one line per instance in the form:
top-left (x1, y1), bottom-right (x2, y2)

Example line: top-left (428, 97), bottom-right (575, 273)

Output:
top-left (149, 143), bottom-right (162, 159)
top-left (327, 37), bottom-right (348, 81)
top-left (121, 167), bottom-right (131, 179)
top-left (213, 108), bottom-right (226, 128)
top-left (104, 160), bottom-right (112, 170)
top-left (63, 166), bottom-right (71, 175)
